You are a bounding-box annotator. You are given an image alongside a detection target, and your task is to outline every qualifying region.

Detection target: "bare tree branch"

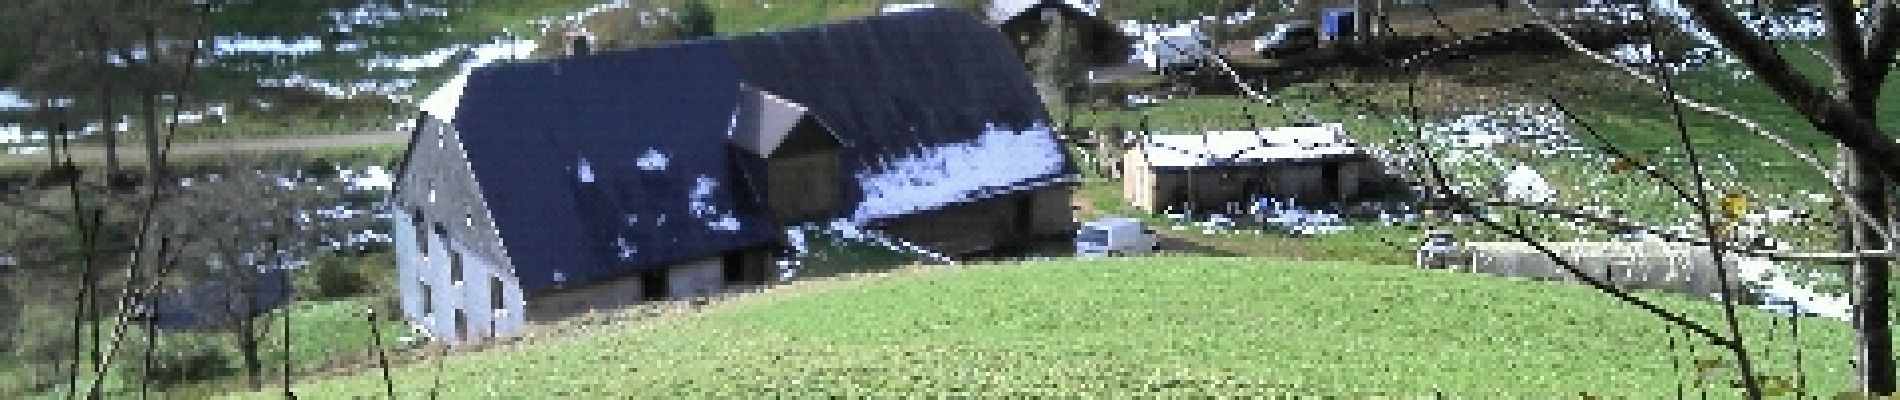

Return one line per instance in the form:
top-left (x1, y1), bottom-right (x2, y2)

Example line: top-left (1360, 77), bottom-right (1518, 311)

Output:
top-left (1669, 0), bottom-right (1900, 179)
top-left (1807, 44), bottom-right (1849, 86)
top-left (1823, 0), bottom-right (1868, 94)
top-left (1865, 0), bottom-right (1899, 83)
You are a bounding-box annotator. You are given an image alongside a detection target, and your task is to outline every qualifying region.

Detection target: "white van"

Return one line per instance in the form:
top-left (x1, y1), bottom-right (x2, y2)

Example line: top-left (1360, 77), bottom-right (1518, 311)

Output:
top-left (1076, 217), bottom-right (1160, 257)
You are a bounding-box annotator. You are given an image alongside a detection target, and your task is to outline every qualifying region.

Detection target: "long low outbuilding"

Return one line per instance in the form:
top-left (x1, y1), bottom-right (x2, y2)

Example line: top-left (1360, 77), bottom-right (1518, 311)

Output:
top-left (1120, 123), bottom-right (1406, 214)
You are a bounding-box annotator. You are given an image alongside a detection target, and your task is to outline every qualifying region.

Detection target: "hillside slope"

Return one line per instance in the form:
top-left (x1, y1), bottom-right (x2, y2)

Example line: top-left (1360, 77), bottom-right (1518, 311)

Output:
top-left (227, 257), bottom-right (1866, 398)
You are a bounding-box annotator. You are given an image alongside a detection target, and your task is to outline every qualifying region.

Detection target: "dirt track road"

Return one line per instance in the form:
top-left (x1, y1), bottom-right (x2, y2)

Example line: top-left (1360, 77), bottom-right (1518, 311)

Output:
top-left (0, 130), bottom-right (407, 167)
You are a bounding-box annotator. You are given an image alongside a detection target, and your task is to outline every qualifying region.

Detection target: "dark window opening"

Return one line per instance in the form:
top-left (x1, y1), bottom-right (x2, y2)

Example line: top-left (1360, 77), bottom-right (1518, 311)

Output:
top-left (1014, 194), bottom-right (1035, 236)
top-left (640, 269), bottom-right (668, 301)
top-left (414, 212), bottom-right (429, 256)
top-left (453, 309), bottom-right (469, 340)
top-left (1322, 163), bottom-right (1341, 204)
top-left (724, 250), bottom-right (766, 285)
top-left (490, 276), bottom-right (505, 311)
top-left (1077, 228), bottom-right (1109, 245)
top-left (420, 282), bottom-right (433, 315)
top-left (449, 251), bottom-right (464, 285)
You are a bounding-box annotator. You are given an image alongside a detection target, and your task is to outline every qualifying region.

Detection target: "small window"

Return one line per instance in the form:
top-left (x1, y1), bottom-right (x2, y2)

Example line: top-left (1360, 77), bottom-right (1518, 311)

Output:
top-left (490, 276), bottom-right (505, 311)
top-left (454, 310), bottom-right (469, 340)
top-left (449, 250), bottom-right (464, 285)
top-left (420, 282), bottom-right (433, 315)
top-left (414, 213), bottom-right (429, 255)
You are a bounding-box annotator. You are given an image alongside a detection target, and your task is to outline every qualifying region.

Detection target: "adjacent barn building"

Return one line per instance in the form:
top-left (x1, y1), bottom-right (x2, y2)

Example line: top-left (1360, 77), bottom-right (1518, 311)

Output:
top-left (1121, 124), bottom-right (1402, 214)
top-left (391, 7), bottom-right (1075, 343)
top-left (986, 0), bottom-right (1132, 67)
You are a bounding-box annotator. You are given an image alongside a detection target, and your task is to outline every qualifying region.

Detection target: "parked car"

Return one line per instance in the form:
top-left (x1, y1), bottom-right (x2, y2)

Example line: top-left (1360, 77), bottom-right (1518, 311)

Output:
top-left (1076, 217), bottom-right (1160, 257)
top-left (1253, 20), bottom-right (1317, 57)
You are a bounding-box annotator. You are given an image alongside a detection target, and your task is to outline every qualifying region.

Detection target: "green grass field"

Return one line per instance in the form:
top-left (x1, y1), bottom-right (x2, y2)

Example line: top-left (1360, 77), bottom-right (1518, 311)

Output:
top-left (217, 257), bottom-right (1866, 398)
top-left (14, 296), bottom-right (412, 400)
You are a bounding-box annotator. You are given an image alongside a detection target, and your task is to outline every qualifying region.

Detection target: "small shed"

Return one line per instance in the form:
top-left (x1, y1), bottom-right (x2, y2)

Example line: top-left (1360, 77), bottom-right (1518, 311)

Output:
top-left (1121, 124), bottom-right (1399, 214)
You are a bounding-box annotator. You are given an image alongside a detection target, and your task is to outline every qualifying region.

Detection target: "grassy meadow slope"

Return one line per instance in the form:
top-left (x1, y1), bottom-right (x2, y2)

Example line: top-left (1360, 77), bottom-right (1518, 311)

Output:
top-left (229, 257), bottom-right (1864, 398)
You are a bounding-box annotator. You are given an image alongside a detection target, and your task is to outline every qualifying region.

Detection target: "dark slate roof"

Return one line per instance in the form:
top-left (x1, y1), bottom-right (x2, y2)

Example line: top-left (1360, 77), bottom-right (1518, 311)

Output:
top-left (724, 8), bottom-right (1066, 222)
top-left (450, 41), bottom-right (778, 293)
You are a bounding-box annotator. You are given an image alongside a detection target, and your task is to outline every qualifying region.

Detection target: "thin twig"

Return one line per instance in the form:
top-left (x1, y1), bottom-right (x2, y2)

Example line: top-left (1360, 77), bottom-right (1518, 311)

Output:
top-left (1513, 0), bottom-right (1895, 247)
top-left (1642, 0), bottom-right (1762, 394)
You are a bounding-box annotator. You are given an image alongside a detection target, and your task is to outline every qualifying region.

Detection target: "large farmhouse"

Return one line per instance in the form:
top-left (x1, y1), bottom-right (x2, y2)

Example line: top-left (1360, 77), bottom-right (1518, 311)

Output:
top-left (390, 8), bottom-right (1075, 343)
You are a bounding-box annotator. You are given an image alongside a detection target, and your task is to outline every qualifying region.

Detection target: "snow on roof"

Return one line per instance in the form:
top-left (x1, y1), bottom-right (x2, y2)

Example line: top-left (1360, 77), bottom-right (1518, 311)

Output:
top-left (851, 121), bottom-right (1067, 222)
top-left (988, 0), bottom-right (1103, 23)
top-left (1134, 124), bottom-right (1362, 168)
top-left (881, 3), bottom-right (942, 14)
top-left (416, 39), bottom-right (536, 122)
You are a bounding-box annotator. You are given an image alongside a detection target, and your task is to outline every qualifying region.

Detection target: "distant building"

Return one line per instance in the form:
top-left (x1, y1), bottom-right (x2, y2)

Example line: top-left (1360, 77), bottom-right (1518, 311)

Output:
top-left (1120, 124), bottom-right (1404, 214)
top-left (985, 0), bottom-right (1138, 72)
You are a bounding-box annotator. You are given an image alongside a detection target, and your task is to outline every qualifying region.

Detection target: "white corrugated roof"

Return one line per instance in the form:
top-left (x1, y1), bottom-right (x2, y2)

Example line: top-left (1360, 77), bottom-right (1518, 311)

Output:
top-left (987, 0), bottom-right (1103, 23)
top-left (1134, 124), bottom-right (1362, 168)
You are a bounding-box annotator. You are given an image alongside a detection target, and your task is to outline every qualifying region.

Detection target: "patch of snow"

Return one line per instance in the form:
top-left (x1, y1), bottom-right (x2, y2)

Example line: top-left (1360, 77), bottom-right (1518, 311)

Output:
top-left (577, 157), bottom-right (595, 183)
top-left (686, 175), bottom-right (742, 232)
top-left (211, 36), bottom-right (326, 57)
top-left (1735, 257), bottom-right (1851, 321)
top-left (366, 45), bottom-right (469, 72)
top-left (822, 218), bottom-right (952, 263)
top-left (0, 90), bottom-right (32, 111)
top-left (1221, 6), bottom-right (1259, 25)
top-left (1565, 0), bottom-right (1832, 75)
top-left (1253, 197), bottom-right (1350, 235)
top-left (636, 149), bottom-right (669, 171)
top-left (1609, 42), bottom-right (1655, 66)
top-left (345, 165), bottom-right (393, 191)
top-left (709, 214), bottom-right (742, 232)
top-left (850, 121), bottom-right (1065, 223)
top-left (881, 3), bottom-right (938, 14)
top-left (416, 39), bottom-right (537, 121)
top-left (1135, 123), bottom-right (1358, 168)
top-left (327, 3), bottom-right (450, 34)
top-left (1423, 103), bottom-right (1575, 151)
top-left (0, 124), bottom-right (22, 144)
top-left (1502, 164), bottom-right (1556, 204)
top-left (615, 236), bottom-right (637, 260)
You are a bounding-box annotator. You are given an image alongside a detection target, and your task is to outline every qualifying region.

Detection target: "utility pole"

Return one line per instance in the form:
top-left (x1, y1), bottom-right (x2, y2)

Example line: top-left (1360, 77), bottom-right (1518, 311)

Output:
top-left (1841, 144), bottom-right (1894, 395)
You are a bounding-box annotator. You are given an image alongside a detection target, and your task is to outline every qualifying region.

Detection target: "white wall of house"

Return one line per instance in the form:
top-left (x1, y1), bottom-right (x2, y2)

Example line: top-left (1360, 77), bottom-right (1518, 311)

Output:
top-left (394, 207), bottom-right (526, 344)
